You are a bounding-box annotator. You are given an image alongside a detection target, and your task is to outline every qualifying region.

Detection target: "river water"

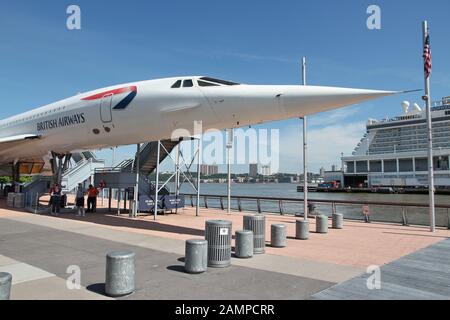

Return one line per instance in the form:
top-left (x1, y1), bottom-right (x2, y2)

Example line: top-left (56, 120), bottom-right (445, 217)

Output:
top-left (175, 183), bottom-right (450, 227)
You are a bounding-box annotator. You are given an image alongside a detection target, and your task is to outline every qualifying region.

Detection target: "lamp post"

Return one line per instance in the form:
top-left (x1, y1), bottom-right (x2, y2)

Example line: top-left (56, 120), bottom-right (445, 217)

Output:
top-left (301, 57), bottom-right (308, 222)
top-left (226, 129), bottom-right (233, 213)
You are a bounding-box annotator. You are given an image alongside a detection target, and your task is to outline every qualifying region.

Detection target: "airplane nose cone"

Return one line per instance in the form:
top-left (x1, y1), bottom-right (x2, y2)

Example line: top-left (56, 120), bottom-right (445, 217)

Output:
top-left (282, 86), bottom-right (397, 117)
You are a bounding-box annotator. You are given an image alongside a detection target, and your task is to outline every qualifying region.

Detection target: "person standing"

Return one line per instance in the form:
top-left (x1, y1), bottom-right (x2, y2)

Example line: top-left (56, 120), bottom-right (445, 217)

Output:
top-left (50, 183), bottom-right (62, 215)
top-left (87, 184), bottom-right (99, 213)
top-left (75, 183), bottom-right (86, 217)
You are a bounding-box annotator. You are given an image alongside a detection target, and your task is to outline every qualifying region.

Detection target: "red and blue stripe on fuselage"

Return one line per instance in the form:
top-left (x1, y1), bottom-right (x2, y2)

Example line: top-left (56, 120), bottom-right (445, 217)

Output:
top-left (81, 86), bottom-right (137, 109)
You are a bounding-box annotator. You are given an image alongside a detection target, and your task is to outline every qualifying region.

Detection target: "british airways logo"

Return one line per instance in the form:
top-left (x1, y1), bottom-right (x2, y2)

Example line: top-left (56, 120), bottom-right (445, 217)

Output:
top-left (37, 113), bottom-right (86, 132)
top-left (81, 86), bottom-right (137, 109)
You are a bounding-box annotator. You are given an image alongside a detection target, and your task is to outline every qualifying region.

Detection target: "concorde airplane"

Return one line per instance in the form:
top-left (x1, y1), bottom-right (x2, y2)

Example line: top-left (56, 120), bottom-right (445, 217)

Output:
top-left (0, 76), bottom-right (401, 178)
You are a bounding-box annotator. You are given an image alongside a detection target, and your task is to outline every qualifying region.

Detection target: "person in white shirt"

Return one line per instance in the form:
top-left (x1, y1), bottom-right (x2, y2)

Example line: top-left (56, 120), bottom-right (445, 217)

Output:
top-left (75, 183), bottom-right (86, 217)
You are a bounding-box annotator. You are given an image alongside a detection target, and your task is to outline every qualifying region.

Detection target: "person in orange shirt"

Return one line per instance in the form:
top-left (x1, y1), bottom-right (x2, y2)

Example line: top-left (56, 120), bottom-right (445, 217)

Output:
top-left (86, 184), bottom-right (99, 213)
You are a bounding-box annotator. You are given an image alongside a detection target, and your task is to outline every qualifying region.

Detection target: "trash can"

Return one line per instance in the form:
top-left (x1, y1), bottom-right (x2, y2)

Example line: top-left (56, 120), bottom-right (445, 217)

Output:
top-left (243, 215), bottom-right (266, 254)
top-left (205, 220), bottom-right (232, 268)
top-left (7, 193), bottom-right (14, 207)
top-left (13, 193), bottom-right (25, 208)
top-left (105, 250), bottom-right (135, 297)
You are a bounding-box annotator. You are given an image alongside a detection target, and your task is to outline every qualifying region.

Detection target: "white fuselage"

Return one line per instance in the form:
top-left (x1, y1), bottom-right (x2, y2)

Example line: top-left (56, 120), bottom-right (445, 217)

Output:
top-left (0, 76), bottom-right (396, 163)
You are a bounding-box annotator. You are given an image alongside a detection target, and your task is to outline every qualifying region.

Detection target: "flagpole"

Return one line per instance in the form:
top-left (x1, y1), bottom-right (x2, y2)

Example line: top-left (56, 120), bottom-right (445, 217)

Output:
top-left (422, 20), bottom-right (436, 232)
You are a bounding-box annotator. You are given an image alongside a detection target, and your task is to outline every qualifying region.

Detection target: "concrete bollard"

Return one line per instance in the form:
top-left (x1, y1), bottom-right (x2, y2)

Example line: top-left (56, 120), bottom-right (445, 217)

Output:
top-left (105, 250), bottom-right (135, 297)
top-left (316, 215), bottom-right (329, 234)
top-left (271, 224), bottom-right (287, 248)
top-left (185, 239), bottom-right (208, 274)
top-left (235, 230), bottom-right (254, 258)
top-left (0, 272), bottom-right (12, 300)
top-left (332, 213), bottom-right (344, 229)
top-left (296, 220), bottom-right (310, 240)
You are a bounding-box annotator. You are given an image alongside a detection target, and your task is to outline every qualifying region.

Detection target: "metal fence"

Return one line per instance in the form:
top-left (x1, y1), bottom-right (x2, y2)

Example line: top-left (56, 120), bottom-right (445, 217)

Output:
top-left (184, 193), bottom-right (450, 229)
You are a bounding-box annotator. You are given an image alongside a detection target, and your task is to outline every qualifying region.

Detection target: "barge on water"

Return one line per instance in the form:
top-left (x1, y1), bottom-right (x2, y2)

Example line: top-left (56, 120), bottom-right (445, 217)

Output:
top-left (297, 185), bottom-right (450, 195)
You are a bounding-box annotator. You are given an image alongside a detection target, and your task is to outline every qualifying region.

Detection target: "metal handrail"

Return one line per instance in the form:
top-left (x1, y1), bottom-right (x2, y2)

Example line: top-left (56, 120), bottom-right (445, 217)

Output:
top-left (113, 159), bottom-right (134, 169)
top-left (183, 193), bottom-right (450, 229)
top-left (63, 158), bottom-right (92, 176)
top-left (182, 193), bottom-right (450, 209)
top-left (95, 166), bottom-right (134, 173)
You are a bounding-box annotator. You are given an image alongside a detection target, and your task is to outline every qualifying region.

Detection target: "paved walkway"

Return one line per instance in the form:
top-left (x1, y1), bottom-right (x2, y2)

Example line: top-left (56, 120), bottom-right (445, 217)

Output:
top-left (0, 217), bottom-right (333, 299)
top-left (24, 203), bottom-right (448, 268)
top-left (0, 200), bottom-right (448, 299)
top-left (0, 254), bottom-right (109, 300)
top-left (312, 238), bottom-right (450, 300)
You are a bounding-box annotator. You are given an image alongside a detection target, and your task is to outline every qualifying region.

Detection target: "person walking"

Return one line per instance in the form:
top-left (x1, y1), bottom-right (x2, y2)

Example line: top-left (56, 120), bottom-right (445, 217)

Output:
top-left (87, 184), bottom-right (99, 213)
top-left (50, 183), bottom-right (62, 215)
top-left (75, 183), bottom-right (86, 217)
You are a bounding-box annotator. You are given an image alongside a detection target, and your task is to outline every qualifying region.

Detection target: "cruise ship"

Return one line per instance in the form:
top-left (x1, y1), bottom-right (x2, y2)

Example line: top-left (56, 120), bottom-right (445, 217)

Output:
top-left (341, 96), bottom-right (450, 189)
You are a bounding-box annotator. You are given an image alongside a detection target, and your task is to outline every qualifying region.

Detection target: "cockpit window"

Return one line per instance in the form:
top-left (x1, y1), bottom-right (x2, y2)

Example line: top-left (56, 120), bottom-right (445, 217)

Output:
top-left (172, 77), bottom-right (239, 88)
top-left (199, 77), bottom-right (240, 86)
top-left (198, 80), bottom-right (220, 87)
top-left (171, 80), bottom-right (182, 88)
top-left (183, 79), bottom-right (193, 88)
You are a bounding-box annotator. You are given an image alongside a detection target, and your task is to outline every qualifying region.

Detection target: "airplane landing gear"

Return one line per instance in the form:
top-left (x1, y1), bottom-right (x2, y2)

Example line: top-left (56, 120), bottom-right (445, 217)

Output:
top-left (11, 162), bottom-right (20, 193)
top-left (50, 152), bottom-right (72, 186)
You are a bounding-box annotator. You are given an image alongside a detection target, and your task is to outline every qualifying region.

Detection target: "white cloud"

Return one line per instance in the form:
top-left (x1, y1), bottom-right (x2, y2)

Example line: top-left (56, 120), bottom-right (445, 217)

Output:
top-left (279, 121), bottom-right (366, 173)
top-left (308, 106), bottom-right (363, 127)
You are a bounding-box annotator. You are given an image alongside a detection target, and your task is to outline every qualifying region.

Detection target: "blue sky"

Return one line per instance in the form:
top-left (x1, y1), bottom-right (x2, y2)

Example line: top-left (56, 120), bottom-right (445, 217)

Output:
top-left (1, 0), bottom-right (449, 173)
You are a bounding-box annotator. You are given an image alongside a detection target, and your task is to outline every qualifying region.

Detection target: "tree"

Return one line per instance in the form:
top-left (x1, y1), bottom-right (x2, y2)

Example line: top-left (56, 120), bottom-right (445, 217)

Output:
top-left (19, 176), bottom-right (33, 184)
top-left (0, 176), bottom-right (11, 189)
top-left (0, 176), bottom-right (11, 183)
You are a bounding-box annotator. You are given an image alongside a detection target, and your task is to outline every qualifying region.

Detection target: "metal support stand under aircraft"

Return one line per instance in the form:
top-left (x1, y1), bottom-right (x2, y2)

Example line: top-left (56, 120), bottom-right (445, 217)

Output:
top-left (11, 162), bottom-right (20, 192)
top-left (50, 152), bottom-right (72, 186)
top-left (152, 137), bottom-right (201, 220)
top-left (131, 144), bottom-right (140, 218)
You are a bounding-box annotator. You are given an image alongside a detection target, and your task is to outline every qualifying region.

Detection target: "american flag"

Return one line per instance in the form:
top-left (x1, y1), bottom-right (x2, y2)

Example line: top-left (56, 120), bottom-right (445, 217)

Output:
top-left (423, 30), bottom-right (432, 78)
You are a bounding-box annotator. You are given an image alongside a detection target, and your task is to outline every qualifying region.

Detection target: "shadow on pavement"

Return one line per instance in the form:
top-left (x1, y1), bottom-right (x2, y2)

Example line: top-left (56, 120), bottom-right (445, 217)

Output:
top-left (86, 283), bottom-right (106, 296)
top-left (50, 210), bottom-right (205, 238)
top-left (166, 265), bottom-right (186, 273)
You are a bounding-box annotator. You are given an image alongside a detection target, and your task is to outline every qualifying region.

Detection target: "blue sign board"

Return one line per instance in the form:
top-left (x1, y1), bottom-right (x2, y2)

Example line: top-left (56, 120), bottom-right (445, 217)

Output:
top-left (164, 195), bottom-right (185, 210)
top-left (139, 195), bottom-right (185, 212)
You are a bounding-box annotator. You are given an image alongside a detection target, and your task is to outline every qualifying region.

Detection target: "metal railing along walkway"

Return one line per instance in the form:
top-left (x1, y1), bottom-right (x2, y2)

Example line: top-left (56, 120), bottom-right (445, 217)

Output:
top-left (184, 193), bottom-right (450, 228)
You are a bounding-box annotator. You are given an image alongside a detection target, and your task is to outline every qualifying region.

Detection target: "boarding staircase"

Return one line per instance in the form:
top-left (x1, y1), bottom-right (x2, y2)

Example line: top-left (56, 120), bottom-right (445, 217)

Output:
top-left (93, 139), bottom-right (181, 206)
top-left (122, 140), bottom-right (180, 176)
top-left (21, 151), bottom-right (105, 208)
top-left (61, 154), bottom-right (106, 192)
top-left (21, 152), bottom-right (105, 195)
